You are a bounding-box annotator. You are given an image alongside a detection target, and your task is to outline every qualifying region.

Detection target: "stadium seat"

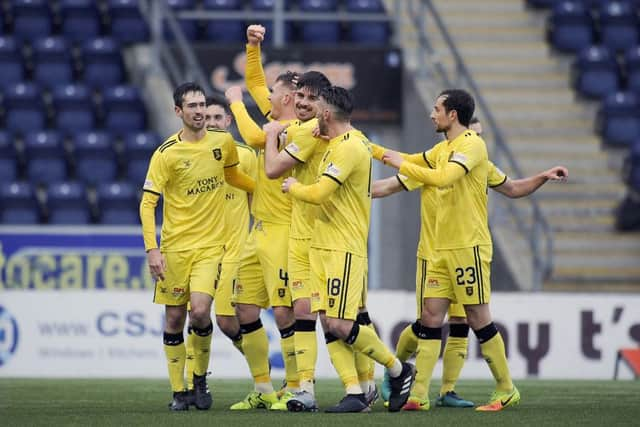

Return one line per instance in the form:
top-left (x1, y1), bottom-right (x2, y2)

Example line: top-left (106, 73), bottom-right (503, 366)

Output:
top-left (202, 0), bottom-right (244, 42)
top-left (251, 0), bottom-right (293, 10)
top-left (300, 22), bottom-right (341, 44)
top-left (97, 181), bottom-right (139, 224)
top-left (571, 45), bottom-right (620, 99)
top-left (59, 0), bottom-right (102, 42)
top-left (0, 131), bottom-right (18, 182)
top-left (347, 22), bottom-right (389, 44)
top-left (0, 36), bottom-right (25, 87)
top-left (165, 0), bottom-right (199, 41)
top-left (81, 37), bottom-right (125, 89)
top-left (623, 139), bottom-right (640, 189)
top-left (526, 0), bottom-right (561, 8)
top-left (102, 85), bottom-right (147, 132)
top-left (3, 82), bottom-right (46, 133)
top-left (599, 1), bottom-right (639, 53)
top-left (300, 0), bottom-right (338, 11)
top-left (623, 46), bottom-right (640, 94)
top-left (256, 21), bottom-right (294, 44)
top-left (107, 0), bottom-right (150, 44)
top-left (547, 1), bottom-right (595, 53)
top-left (123, 131), bottom-right (160, 184)
top-left (52, 83), bottom-right (96, 131)
top-left (0, 181), bottom-right (40, 224)
top-left (24, 130), bottom-right (68, 184)
top-left (32, 37), bottom-right (74, 87)
top-left (72, 131), bottom-right (118, 185)
top-left (10, 0), bottom-right (53, 42)
top-left (596, 91), bottom-right (640, 147)
top-left (46, 181), bottom-right (91, 224)
top-left (346, 0), bottom-right (385, 12)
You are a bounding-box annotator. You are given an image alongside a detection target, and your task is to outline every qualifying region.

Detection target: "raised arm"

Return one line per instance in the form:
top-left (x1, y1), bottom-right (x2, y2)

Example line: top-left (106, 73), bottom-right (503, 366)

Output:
top-left (245, 24), bottom-right (271, 116)
top-left (493, 166), bottom-right (568, 198)
top-left (226, 85), bottom-right (267, 148)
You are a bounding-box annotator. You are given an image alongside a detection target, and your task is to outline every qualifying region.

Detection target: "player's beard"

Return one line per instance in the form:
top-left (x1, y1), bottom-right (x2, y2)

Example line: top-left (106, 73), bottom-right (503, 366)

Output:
top-left (318, 115), bottom-right (329, 136)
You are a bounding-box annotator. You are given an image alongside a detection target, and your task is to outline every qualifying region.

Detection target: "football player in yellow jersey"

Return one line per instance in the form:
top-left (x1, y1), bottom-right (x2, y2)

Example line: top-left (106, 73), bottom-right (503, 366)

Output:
top-left (221, 25), bottom-right (299, 410)
top-left (382, 89), bottom-right (529, 412)
top-left (282, 86), bottom-right (415, 413)
top-left (372, 118), bottom-right (568, 410)
top-left (184, 94), bottom-right (258, 397)
top-left (261, 70), bottom-right (331, 412)
top-left (139, 82), bottom-right (255, 411)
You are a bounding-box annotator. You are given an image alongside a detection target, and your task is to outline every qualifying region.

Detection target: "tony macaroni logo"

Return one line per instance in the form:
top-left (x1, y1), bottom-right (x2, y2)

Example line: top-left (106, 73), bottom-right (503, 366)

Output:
top-left (0, 305), bottom-right (19, 367)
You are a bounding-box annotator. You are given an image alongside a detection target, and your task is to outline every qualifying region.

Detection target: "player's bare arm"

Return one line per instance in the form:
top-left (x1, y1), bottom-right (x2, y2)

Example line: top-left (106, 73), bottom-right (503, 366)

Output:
top-left (372, 176), bottom-right (404, 198)
top-left (494, 166), bottom-right (568, 199)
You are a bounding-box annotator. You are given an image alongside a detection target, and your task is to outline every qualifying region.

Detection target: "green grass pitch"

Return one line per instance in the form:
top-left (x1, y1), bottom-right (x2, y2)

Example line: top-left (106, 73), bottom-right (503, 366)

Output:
top-left (1, 378), bottom-right (639, 426)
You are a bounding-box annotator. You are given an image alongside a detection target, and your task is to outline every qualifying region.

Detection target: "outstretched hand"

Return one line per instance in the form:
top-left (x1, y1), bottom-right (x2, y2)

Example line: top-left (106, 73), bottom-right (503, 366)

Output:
top-left (263, 121), bottom-right (290, 137)
top-left (381, 150), bottom-right (403, 169)
top-left (544, 166), bottom-right (569, 181)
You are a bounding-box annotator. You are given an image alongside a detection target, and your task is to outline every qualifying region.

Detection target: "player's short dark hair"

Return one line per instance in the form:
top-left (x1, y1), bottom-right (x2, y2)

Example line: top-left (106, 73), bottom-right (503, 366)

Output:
top-left (320, 86), bottom-right (354, 122)
top-left (297, 71), bottom-right (331, 96)
top-left (206, 93), bottom-right (231, 115)
top-left (174, 82), bottom-right (205, 108)
top-left (438, 89), bottom-right (475, 127)
top-left (275, 70), bottom-right (299, 90)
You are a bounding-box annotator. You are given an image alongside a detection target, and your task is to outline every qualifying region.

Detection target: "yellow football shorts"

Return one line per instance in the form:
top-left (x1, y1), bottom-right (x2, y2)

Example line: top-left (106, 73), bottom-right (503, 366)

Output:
top-left (309, 248), bottom-right (366, 321)
top-left (289, 237), bottom-right (314, 302)
top-left (234, 220), bottom-right (291, 308)
top-left (416, 256), bottom-right (466, 319)
top-left (153, 245), bottom-right (224, 306)
top-left (424, 245), bottom-right (492, 306)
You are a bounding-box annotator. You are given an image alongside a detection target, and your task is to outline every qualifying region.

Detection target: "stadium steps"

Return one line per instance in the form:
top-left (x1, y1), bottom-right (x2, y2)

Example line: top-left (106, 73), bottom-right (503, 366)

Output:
top-left (385, 0), bottom-right (639, 291)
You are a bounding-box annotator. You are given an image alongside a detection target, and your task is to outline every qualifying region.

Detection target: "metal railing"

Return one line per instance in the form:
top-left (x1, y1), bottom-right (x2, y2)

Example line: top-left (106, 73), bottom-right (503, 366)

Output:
top-left (396, 0), bottom-right (554, 289)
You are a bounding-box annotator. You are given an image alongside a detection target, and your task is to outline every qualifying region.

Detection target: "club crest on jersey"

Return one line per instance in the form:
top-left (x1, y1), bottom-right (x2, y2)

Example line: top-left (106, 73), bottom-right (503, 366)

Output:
top-left (325, 162), bottom-right (341, 177)
top-left (212, 148), bottom-right (222, 160)
top-left (278, 288), bottom-right (286, 298)
top-left (328, 298), bottom-right (335, 308)
top-left (466, 286), bottom-right (474, 296)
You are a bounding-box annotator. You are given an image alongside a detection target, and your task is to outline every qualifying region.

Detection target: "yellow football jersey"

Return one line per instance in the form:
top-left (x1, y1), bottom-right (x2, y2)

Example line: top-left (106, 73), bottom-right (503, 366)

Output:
top-left (283, 118), bottom-right (327, 239)
top-left (398, 159), bottom-right (506, 258)
top-left (423, 130), bottom-right (491, 250)
top-left (143, 129), bottom-right (240, 252)
top-left (222, 142), bottom-right (257, 258)
top-left (311, 129), bottom-right (372, 256)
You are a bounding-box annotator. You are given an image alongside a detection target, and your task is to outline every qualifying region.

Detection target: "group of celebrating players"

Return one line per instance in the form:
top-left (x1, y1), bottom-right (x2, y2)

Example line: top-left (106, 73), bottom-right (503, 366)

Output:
top-left (139, 24), bottom-right (568, 413)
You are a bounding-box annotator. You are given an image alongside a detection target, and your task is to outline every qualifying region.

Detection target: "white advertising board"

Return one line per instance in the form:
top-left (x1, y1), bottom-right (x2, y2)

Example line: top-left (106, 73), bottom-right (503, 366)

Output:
top-left (1, 291), bottom-right (638, 379)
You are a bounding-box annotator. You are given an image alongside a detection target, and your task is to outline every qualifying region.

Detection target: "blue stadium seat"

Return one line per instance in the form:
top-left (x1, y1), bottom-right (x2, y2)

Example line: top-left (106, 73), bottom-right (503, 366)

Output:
top-left (0, 36), bottom-right (24, 88)
top-left (300, 0), bottom-right (338, 11)
top-left (11, 0), bottom-right (53, 42)
top-left (102, 85), bottom-right (147, 132)
top-left (348, 22), bottom-right (389, 44)
top-left (32, 37), bottom-right (74, 87)
top-left (256, 21), bottom-right (294, 44)
top-left (547, 1), bottom-right (594, 53)
top-left (300, 22), bottom-right (340, 44)
top-left (52, 83), bottom-right (96, 131)
top-left (251, 0), bottom-right (293, 10)
top-left (0, 131), bottom-right (18, 182)
top-left (599, 1), bottom-right (639, 53)
top-left (24, 130), bottom-right (68, 184)
top-left (124, 131), bottom-right (160, 184)
top-left (72, 131), bottom-right (118, 185)
top-left (3, 82), bottom-right (46, 133)
top-left (623, 139), bottom-right (640, 189)
top-left (46, 181), bottom-right (91, 224)
top-left (596, 91), bottom-right (640, 147)
top-left (623, 46), bottom-right (640, 94)
top-left (165, 0), bottom-right (198, 41)
top-left (0, 181), bottom-right (40, 224)
top-left (526, 0), bottom-right (561, 8)
top-left (60, 0), bottom-right (102, 42)
top-left (571, 45), bottom-right (620, 99)
top-left (346, 0), bottom-right (385, 12)
top-left (201, 0), bottom-right (244, 42)
top-left (107, 0), bottom-right (150, 44)
top-left (81, 37), bottom-right (125, 89)
top-left (97, 181), bottom-right (139, 224)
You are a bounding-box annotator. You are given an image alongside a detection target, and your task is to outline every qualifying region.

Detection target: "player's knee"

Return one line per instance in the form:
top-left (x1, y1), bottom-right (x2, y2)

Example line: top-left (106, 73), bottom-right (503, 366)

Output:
top-left (216, 315), bottom-right (239, 336)
top-left (189, 305), bottom-right (211, 327)
top-left (326, 318), bottom-right (351, 340)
